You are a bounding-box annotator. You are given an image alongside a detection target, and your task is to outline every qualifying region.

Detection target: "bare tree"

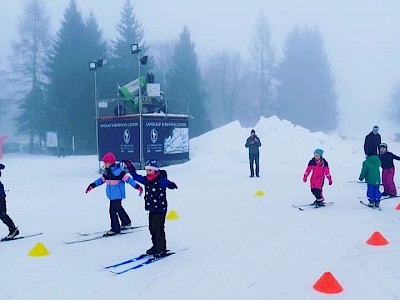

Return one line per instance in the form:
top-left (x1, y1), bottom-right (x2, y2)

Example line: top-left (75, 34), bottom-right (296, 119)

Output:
top-left (203, 51), bottom-right (246, 127)
top-left (149, 40), bottom-right (176, 88)
top-left (250, 12), bottom-right (276, 116)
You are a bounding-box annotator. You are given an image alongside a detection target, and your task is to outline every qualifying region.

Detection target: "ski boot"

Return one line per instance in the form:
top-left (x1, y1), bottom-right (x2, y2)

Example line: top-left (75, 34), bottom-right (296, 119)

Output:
top-left (103, 230), bottom-right (119, 237)
top-left (146, 246), bottom-right (156, 255)
top-left (4, 227), bottom-right (19, 240)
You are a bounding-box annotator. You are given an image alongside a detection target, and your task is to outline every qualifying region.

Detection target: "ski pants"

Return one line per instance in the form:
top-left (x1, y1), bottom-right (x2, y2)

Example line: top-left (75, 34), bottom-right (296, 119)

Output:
top-left (367, 184), bottom-right (381, 203)
top-left (149, 212), bottom-right (167, 252)
top-left (0, 197), bottom-right (16, 230)
top-left (311, 188), bottom-right (324, 201)
top-left (249, 153), bottom-right (260, 176)
top-left (382, 167), bottom-right (397, 196)
top-left (109, 199), bottom-right (131, 233)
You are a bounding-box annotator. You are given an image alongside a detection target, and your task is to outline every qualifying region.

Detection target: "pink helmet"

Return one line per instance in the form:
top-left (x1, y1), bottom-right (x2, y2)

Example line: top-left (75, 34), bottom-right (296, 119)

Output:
top-left (102, 152), bottom-right (116, 164)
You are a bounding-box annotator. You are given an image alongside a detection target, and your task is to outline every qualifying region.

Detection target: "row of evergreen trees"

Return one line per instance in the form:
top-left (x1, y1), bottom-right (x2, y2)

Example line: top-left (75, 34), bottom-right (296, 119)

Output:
top-left (5, 0), bottom-right (339, 154)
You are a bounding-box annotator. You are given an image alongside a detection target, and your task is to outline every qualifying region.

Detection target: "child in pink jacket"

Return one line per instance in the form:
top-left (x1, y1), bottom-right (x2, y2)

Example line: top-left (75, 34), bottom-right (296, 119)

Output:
top-left (303, 149), bottom-right (333, 206)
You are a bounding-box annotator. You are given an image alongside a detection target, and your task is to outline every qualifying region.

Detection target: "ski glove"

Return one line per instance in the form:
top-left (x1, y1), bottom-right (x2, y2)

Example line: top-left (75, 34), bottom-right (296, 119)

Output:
top-left (328, 178), bottom-right (333, 185)
top-left (85, 183), bottom-right (96, 193)
top-left (302, 174), bottom-right (308, 182)
top-left (168, 182), bottom-right (178, 189)
top-left (122, 159), bottom-right (135, 172)
top-left (136, 185), bottom-right (143, 196)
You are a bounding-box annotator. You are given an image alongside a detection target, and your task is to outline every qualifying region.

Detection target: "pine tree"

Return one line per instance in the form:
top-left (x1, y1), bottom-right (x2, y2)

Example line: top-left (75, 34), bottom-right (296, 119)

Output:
top-left (105, 0), bottom-right (150, 98)
top-left (165, 26), bottom-right (211, 137)
top-left (82, 12), bottom-right (108, 145)
top-left (10, 0), bottom-right (51, 153)
top-left (276, 26), bottom-right (338, 132)
top-left (47, 0), bottom-right (106, 153)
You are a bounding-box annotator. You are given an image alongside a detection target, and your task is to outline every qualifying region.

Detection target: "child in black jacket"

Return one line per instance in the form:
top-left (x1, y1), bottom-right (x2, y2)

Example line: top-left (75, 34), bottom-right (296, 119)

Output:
top-left (0, 164), bottom-right (19, 240)
top-left (123, 159), bottom-right (178, 257)
top-left (379, 143), bottom-right (400, 197)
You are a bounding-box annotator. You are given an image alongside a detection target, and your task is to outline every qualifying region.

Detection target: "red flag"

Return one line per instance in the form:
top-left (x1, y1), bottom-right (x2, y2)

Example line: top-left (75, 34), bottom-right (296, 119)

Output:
top-left (0, 136), bottom-right (8, 159)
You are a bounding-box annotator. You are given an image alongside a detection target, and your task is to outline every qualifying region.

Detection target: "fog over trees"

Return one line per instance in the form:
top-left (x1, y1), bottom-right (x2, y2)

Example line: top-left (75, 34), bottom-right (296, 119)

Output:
top-left (276, 26), bottom-right (338, 132)
top-left (1, 0), bottom-right (398, 153)
top-left (10, 0), bottom-right (51, 152)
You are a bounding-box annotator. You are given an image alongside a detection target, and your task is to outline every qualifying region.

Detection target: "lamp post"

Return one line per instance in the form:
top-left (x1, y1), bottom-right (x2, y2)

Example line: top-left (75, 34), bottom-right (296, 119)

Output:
top-left (89, 59), bottom-right (103, 171)
top-left (131, 43), bottom-right (145, 169)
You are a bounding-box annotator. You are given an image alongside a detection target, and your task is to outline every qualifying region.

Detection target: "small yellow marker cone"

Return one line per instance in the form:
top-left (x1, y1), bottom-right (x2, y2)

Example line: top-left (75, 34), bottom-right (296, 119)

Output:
top-left (166, 210), bottom-right (179, 220)
top-left (28, 242), bottom-right (50, 257)
top-left (255, 190), bottom-right (265, 197)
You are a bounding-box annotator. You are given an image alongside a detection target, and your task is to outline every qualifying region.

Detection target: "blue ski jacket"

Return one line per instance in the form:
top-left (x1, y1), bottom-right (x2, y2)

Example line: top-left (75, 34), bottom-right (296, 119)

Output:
top-left (94, 163), bottom-right (140, 201)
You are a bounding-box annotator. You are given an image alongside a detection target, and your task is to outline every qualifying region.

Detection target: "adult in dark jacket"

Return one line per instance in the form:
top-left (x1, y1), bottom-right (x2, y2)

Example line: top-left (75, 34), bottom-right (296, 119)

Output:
top-left (245, 129), bottom-right (262, 177)
top-left (0, 164), bottom-right (19, 240)
top-left (123, 159), bottom-right (178, 257)
top-left (379, 143), bottom-right (400, 197)
top-left (364, 126), bottom-right (381, 156)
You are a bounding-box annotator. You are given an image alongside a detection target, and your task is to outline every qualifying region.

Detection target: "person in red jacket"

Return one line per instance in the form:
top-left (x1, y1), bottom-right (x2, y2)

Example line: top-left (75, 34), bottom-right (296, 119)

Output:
top-left (303, 149), bottom-right (333, 206)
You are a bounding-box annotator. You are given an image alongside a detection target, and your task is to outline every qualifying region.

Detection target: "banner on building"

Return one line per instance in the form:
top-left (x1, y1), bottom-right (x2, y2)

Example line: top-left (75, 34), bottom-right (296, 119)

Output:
top-left (142, 116), bottom-right (189, 161)
top-left (98, 117), bottom-right (140, 162)
top-left (97, 115), bottom-right (189, 164)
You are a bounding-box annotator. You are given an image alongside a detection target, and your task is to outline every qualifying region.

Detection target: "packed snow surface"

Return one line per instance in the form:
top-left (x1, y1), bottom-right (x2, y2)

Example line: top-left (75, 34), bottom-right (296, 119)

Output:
top-left (1, 116), bottom-right (400, 299)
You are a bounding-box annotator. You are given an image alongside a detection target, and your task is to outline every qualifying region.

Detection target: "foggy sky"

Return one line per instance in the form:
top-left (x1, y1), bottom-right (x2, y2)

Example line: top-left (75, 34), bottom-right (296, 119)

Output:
top-left (1, 0), bottom-right (400, 137)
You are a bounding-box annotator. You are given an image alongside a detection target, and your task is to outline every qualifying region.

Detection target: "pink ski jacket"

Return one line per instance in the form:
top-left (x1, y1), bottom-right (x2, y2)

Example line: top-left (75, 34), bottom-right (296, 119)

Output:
top-left (303, 158), bottom-right (332, 189)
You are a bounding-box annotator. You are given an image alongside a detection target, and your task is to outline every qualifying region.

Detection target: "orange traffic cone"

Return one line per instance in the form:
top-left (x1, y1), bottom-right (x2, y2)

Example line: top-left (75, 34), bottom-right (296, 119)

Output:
top-left (313, 271), bottom-right (343, 294)
top-left (395, 203), bottom-right (400, 211)
top-left (366, 231), bottom-right (389, 246)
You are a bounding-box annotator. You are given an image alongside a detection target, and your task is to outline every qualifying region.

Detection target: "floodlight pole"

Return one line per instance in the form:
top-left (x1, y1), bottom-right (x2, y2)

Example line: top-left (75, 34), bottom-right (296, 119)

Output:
top-left (89, 60), bottom-right (102, 171)
top-left (131, 43), bottom-right (144, 169)
top-left (138, 54), bottom-right (144, 169)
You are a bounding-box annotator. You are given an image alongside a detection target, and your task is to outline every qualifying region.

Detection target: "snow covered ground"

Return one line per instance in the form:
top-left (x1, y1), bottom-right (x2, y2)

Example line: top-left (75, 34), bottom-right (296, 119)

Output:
top-left (1, 116), bottom-right (400, 300)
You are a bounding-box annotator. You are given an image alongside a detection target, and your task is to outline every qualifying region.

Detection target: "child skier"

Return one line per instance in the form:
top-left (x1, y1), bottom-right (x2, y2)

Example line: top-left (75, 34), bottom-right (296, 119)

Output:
top-left (123, 159), bottom-right (178, 257)
top-left (302, 149), bottom-right (333, 206)
top-left (378, 143), bottom-right (400, 197)
top-left (85, 152), bottom-right (143, 236)
top-left (0, 163), bottom-right (19, 240)
top-left (359, 154), bottom-right (382, 207)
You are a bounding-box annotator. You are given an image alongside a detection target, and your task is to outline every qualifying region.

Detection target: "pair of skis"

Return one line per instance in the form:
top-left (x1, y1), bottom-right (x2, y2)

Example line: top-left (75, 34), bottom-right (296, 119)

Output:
top-left (293, 201), bottom-right (335, 211)
top-left (105, 252), bottom-right (175, 274)
top-left (101, 248), bottom-right (188, 274)
top-left (359, 200), bottom-right (382, 211)
top-left (63, 225), bottom-right (146, 244)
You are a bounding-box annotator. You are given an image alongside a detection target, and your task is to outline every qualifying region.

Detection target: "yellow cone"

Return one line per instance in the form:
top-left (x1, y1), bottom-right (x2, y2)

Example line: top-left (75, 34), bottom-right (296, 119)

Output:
top-left (255, 190), bottom-right (265, 197)
top-left (28, 242), bottom-right (50, 257)
top-left (166, 210), bottom-right (179, 220)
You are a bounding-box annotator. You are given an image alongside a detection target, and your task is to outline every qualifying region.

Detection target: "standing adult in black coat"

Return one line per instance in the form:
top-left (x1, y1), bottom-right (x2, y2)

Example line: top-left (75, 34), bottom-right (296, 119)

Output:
top-left (364, 126), bottom-right (381, 156)
top-left (245, 129), bottom-right (262, 177)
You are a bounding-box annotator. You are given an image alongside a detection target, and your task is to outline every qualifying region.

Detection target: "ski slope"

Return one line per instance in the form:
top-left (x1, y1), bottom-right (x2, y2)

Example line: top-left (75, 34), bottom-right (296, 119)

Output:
top-left (1, 116), bottom-right (400, 299)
